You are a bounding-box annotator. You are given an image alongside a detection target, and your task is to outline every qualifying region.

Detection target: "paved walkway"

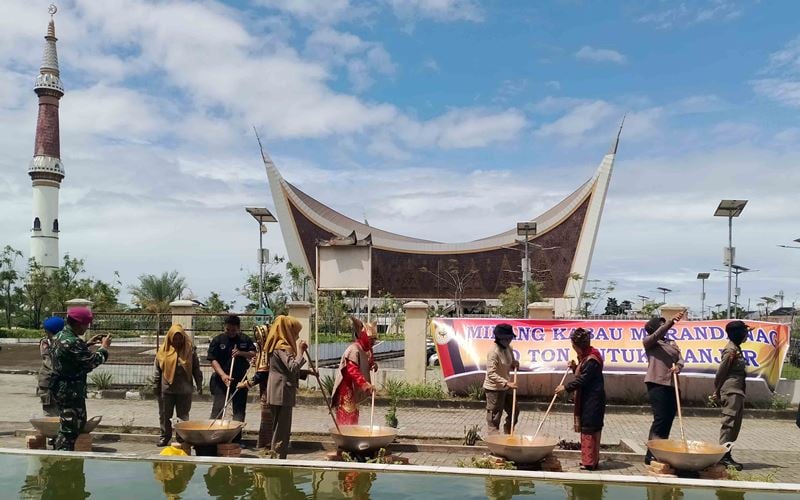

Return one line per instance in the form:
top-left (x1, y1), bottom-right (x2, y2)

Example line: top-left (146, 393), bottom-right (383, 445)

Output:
top-left (3, 374), bottom-right (800, 482)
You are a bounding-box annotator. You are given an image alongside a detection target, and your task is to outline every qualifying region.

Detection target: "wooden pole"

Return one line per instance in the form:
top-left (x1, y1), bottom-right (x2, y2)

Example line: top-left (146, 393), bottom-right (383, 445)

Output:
top-left (532, 368), bottom-right (571, 440)
top-left (673, 364), bottom-right (686, 444)
top-left (305, 351), bottom-right (341, 433)
top-left (510, 370), bottom-right (518, 436)
top-left (370, 388), bottom-right (376, 436)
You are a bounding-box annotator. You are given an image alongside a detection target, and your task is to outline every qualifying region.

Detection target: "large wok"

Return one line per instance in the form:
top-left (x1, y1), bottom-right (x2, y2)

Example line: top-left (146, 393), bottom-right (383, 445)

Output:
top-left (330, 425), bottom-right (397, 453)
top-left (647, 439), bottom-right (732, 471)
top-left (174, 420), bottom-right (244, 446)
top-left (30, 416), bottom-right (102, 438)
top-left (484, 434), bottom-right (559, 464)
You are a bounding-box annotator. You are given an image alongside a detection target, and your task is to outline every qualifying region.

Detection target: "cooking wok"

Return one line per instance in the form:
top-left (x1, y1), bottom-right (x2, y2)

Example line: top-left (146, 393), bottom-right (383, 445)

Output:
top-left (30, 416), bottom-right (102, 438)
top-left (647, 439), bottom-right (732, 471)
top-left (484, 434), bottom-right (559, 464)
top-left (174, 420), bottom-right (244, 446)
top-left (329, 425), bottom-right (397, 453)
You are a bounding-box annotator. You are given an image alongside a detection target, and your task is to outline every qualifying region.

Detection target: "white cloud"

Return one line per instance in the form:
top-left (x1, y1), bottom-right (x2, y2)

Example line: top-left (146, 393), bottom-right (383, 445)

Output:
top-left (422, 57), bottom-right (440, 72)
top-left (574, 46), bottom-right (627, 65)
top-left (535, 100), bottom-right (618, 143)
top-left (305, 27), bottom-right (397, 92)
top-left (254, 0), bottom-right (364, 25)
top-left (636, 1), bottom-right (744, 30)
top-left (752, 36), bottom-right (800, 108)
top-left (395, 108), bottom-right (528, 149)
top-left (387, 0), bottom-right (484, 23)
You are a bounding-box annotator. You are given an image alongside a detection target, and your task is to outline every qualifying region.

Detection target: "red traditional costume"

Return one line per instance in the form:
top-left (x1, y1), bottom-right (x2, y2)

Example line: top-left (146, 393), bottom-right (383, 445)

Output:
top-left (331, 320), bottom-right (377, 425)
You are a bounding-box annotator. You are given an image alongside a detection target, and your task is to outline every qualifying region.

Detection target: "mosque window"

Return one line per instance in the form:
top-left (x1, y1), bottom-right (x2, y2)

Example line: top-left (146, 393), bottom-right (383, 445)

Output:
top-left (53, 219), bottom-right (59, 232)
top-left (33, 217), bottom-right (41, 231)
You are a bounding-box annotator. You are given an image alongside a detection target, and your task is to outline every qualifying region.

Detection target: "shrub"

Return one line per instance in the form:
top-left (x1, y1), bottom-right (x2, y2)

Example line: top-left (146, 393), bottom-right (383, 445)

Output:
top-left (0, 328), bottom-right (42, 339)
top-left (381, 379), bottom-right (445, 400)
top-left (320, 375), bottom-right (335, 396)
top-left (466, 383), bottom-right (485, 401)
top-left (457, 456), bottom-right (515, 470)
top-left (89, 371), bottom-right (114, 390)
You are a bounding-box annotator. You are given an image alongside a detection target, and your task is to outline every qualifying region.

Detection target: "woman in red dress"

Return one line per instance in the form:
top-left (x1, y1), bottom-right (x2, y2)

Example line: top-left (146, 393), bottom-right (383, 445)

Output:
top-left (331, 317), bottom-right (378, 425)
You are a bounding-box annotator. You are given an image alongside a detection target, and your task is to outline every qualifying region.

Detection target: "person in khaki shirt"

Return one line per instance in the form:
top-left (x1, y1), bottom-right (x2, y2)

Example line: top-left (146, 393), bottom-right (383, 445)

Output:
top-left (712, 320), bottom-right (750, 471)
top-left (483, 323), bottom-right (520, 434)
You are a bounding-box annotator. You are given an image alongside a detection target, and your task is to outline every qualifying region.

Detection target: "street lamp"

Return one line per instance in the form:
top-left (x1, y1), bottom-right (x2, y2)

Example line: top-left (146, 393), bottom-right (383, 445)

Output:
top-left (637, 295), bottom-right (650, 311)
top-left (516, 221), bottom-right (538, 313)
top-left (656, 287), bottom-right (672, 304)
top-left (697, 273), bottom-right (710, 320)
top-left (245, 207), bottom-right (277, 310)
top-left (714, 265), bottom-right (758, 318)
top-left (714, 199), bottom-right (748, 319)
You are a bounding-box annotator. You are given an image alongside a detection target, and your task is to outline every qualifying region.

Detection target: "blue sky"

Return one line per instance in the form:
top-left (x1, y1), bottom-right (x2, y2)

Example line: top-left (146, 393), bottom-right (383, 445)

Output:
top-left (0, 0), bottom-right (798, 313)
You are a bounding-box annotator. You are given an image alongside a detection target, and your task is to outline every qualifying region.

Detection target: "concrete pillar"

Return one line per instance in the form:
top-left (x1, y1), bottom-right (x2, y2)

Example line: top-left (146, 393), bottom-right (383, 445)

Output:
top-left (287, 301), bottom-right (313, 345)
top-left (169, 300), bottom-right (198, 341)
top-left (527, 301), bottom-right (555, 320)
top-left (660, 304), bottom-right (687, 321)
top-left (65, 298), bottom-right (92, 312)
top-left (403, 301), bottom-right (429, 383)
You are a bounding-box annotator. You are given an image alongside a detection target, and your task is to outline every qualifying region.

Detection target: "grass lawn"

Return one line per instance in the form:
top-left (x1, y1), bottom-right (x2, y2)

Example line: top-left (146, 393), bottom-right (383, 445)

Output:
top-left (782, 363), bottom-right (800, 380)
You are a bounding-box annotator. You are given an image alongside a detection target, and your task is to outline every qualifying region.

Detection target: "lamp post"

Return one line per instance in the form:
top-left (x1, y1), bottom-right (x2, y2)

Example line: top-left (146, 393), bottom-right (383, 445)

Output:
top-left (637, 295), bottom-right (650, 311)
top-left (656, 287), bottom-right (672, 304)
top-left (516, 221), bottom-right (538, 313)
top-left (714, 200), bottom-right (748, 319)
top-left (245, 207), bottom-right (277, 310)
top-left (697, 272), bottom-right (710, 320)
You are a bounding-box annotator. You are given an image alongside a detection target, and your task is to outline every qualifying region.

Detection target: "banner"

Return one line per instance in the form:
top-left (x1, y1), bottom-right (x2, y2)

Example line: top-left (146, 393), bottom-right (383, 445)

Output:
top-left (431, 318), bottom-right (790, 391)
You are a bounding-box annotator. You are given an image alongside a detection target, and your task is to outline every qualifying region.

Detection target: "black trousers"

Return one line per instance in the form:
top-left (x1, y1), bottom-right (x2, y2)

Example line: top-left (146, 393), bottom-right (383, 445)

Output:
top-left (646, 382), bottom-right (677, 440)
top-left (158, 393), bottom-right (192, 442)
top-left (210, 378), bottom-right (248, 443)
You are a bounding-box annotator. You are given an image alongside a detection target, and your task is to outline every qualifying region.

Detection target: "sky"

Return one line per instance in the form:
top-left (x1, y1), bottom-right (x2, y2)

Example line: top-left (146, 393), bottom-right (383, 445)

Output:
top-left (0, 0), bottom-right (798, 314)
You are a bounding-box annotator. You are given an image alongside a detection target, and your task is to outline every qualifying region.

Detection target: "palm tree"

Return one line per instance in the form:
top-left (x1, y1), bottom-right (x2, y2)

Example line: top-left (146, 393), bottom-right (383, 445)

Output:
top-left (130, 271), bottom-right (187, 313)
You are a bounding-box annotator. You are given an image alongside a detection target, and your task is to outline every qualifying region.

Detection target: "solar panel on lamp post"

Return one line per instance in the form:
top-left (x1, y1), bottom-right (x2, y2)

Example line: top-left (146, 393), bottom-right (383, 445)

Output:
top-left (714, 200), bottom-right (748, 319)
top-left (657, 287), bottom-right (672, 304)
top-left (516, 221), bottom-right (537, 314)
top-left (697, 272), bottom-right (710, 320)
top-left (245, 207), bottom-right (277, 310)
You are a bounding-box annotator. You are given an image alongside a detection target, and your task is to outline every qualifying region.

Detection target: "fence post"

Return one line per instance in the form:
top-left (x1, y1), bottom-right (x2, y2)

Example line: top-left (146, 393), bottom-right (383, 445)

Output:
top-left (660, 304), bottom-right (687, 320)
top-left (527, 302), bottom-right (555, 319)
top-left (287, 301), bottom-right (313, 346)
top-left (403, 301), bottom-right (429, 384)
top-left (65, 298), bottom-right (93, 313)
top-left (170, 300), bottom-right (198, 342)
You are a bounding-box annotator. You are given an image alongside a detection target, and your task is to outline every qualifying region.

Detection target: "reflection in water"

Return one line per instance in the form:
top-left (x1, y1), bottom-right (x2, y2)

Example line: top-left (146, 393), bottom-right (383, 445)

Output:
top-left (312, 469), bottom-right (376, 499)
top-left (564, 481), bottom-right (606, 500)
top-left (484, 477), bottom-right (536, 500)
top-left (19, 456), bottom-right (89, 500)
top-left (204, 464), bottom-right (253, 499)
top-left (647, 485), bottom-right (684, 500)
top-left (152, 461), bottom-right (196, 499)
top-left (716, 491), bottom-right (746, 500)
top-left (250, 467), bottom-right (305, 500)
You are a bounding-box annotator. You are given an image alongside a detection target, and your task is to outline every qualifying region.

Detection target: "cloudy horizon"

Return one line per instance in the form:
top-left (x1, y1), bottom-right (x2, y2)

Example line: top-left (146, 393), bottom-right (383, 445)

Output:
top-left (1, 0), bottom-right (798, 314)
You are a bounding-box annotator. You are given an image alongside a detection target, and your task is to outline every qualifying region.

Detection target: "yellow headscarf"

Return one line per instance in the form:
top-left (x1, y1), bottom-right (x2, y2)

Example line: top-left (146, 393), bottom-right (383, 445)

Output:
top-left (156, 324), bottom-right (193, 385)
top-left (264, 315), bottom-right (302, 361)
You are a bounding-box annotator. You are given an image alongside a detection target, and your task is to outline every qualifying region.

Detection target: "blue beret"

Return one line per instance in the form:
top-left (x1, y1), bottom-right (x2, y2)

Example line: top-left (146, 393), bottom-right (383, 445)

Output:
top-left (43, 316), bottom-right (65, 334)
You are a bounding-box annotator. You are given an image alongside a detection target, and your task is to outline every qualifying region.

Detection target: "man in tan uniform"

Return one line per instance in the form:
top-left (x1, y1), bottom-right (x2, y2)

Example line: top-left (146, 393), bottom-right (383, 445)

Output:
top-left (483, 323), bottom-right (520, 434)
top-left (713, 320), bottom-right (750, 471)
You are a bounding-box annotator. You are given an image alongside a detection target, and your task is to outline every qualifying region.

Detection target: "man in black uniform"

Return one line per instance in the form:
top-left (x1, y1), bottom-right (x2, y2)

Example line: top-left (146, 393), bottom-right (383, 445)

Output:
top-left (207, 315), bottom-right (256, 442)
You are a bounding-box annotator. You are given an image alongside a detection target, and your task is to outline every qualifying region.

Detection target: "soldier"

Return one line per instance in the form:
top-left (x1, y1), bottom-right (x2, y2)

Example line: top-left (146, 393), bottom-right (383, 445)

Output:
top-left (50, 307), bottom-right (111, 451)
top-left (37, 316), bottom-right (65, 417)
top-left (712, 320), bottom-right (750, 471)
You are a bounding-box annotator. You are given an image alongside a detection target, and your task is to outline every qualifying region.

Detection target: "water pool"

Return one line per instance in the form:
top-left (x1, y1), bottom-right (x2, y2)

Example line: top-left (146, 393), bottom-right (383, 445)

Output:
top-left (1, 453), bottom-right (795, 499)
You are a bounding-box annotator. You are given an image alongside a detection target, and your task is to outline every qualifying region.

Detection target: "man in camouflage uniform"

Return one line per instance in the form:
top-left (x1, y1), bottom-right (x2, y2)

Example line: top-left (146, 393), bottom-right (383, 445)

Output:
top-left (49, 307), bottom-right (111, 451)
top-left (37, 316), bottom-right (65, 417)
top-left (713, 320), bottom-right (750, 471)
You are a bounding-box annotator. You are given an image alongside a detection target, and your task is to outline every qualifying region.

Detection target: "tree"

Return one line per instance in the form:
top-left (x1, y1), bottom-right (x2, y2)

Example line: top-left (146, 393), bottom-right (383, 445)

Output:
top-left (130, 271), bottom-right (187, 313)
top-left (0, 246), bottom-right (23, 328)
top-left (203, 291), bottom-right (232, 313)
top-left (419, 260), bottom-right (480, 316)
top-left (498, 282), bottom-right (544, 318)
top-left (604, 297), bottom-right (622, 316)
top-left (286, 262), bottom-right (310, 301)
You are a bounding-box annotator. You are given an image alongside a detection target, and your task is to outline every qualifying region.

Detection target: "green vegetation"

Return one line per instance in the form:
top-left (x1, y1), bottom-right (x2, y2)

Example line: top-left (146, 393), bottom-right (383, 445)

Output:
top-left (0, 328), bottom-right (42, 339)
top-left (457, 455), bottom-right (516, 470)
top-left (497, 282), bottom-right (543, 317)
top-left (463, 424), bottom-right (481, 446)
top-left (726, 467), bottom-right (776, 483)
top-left (381, 379), bottom-right (445, 400)
top-left (320, 374), bottom-right (335, 396)
top-left (89, 372), bottom-right (114, 390)
top-left (130, 271), bottom-right (187, 313)
top-left (781, 363), bottom-right (800, 380)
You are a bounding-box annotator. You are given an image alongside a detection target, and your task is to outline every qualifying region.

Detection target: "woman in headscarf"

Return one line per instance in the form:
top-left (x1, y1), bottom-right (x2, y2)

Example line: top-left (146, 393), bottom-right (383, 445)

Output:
top-left (238, 323), bottom-right (274, 449)
top-left (641, 310), bottom-right (686, 465)
top-left (154, 324), bottom-right (203, 446)
top-left (483, 323), bottom-right (520, 434)
top-left (256, 315), bottom-right (314, 458)
top-left (556, 328), bottom-right (606, 470)
top-left (331, 317), bottom-right (377, 425)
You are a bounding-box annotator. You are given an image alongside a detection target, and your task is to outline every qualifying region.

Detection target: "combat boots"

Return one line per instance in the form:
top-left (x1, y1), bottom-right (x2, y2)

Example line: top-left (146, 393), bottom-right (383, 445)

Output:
top-left (719, 451), bottom-right (743, 471)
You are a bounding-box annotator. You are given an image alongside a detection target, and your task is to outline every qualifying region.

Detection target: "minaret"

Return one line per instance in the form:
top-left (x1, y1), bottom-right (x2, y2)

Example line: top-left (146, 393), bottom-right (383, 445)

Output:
top-left (29, 5), bottom-right (64, 270)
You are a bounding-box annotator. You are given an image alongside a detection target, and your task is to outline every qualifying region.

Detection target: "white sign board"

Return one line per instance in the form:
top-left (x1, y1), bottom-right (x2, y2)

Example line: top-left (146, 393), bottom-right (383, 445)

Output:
top-left (318, 246), bottom-right (371, 290)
